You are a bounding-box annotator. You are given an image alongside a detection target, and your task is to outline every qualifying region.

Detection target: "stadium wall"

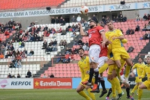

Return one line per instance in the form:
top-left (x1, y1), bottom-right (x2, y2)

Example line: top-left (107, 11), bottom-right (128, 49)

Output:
top-left (1, 77), bottom-right (146, 89)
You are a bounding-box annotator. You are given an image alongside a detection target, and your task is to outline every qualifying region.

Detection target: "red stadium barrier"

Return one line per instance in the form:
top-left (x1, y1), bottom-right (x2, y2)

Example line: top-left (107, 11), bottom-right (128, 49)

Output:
top-left (34, 78), bottom-right (72, 89)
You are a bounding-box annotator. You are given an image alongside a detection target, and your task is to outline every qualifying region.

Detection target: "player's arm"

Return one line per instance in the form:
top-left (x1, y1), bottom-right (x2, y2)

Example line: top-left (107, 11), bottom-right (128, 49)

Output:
top-left (99, 29), bottom-right (108, 47)
top-left (78, 23), bottom-right (86, 36)
top-left (140, 66), bottom-right (146, 79)
top-left (121, 39), bottom-right (128, 44)
top-left (131, 64), bottom-right (137, 71)
top-left (78, 62), bottom-right (84, 80)
top-left (113, 30), bottom-right (125, 40)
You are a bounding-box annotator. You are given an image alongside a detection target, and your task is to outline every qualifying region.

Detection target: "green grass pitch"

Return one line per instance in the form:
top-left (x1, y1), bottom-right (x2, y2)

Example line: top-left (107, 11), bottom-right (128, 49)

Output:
top-left (0, 89), bottom-right (149, 100)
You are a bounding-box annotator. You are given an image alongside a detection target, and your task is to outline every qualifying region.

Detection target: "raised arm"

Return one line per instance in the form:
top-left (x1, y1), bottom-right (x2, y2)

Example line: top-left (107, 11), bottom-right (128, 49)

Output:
top-left (78, 23), bottom-right (86, 36)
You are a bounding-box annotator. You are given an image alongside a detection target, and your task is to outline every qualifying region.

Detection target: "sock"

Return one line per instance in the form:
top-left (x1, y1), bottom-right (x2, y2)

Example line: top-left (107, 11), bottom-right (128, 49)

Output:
top-left (114, 77), bottom-right (122, 94)
top-left (99, 63), bottom-right (108, 73)
top-left (116, 68), bottom-right (121, 81)
top-left (138, 87), bottom-right (143, 100)
top-left (94, 71), bottom-right (99, 84)
top-left (126, 88), bottom-right (130, 97)
top-left (88, 68), bottom-right (94, 83)
top-left (125, 65), bottom-right (131, 78)
top-left (106, 88), bottom-right (112, 97)
top-left (108, 79), bottom-right (116, 98)
top-left (78, 91), bottom-right (91, 100)
top-left (87, 88), bottom-right (96, 100)
top-left (100, 79), bottom-right (106, 91)
top-left (131, 84), bottom-right (138, 93)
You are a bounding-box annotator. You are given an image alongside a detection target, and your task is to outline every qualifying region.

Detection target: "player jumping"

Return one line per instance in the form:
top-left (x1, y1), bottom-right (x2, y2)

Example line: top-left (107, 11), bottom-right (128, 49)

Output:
top-left (79, 18), bottom-right (107, 91)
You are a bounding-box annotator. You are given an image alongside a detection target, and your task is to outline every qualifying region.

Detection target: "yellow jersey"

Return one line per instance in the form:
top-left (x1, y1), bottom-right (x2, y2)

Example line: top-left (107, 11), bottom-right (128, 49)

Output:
top-left (133, 63), bottom-right (145, 77)
top-left (78, 56), bottom-right (90, 82)
top-left (106, 29), bottom-right (125, 49)
top-left (141, 64), bottom-right (150, 81)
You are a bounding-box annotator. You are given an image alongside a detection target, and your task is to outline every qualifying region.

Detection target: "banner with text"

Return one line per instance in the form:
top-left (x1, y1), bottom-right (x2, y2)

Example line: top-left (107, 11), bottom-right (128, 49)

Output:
top-left (34, 78), bottom-right (72, 89)
top-left (0, 79), bottom-right (33, 89)
top-left (0, 2), bottom-right (150, 18)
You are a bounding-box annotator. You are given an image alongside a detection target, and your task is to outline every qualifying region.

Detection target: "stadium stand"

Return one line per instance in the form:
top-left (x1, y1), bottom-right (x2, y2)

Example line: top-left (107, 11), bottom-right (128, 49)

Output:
top-left (61, 0), bottom-right (149, 8)
top-left (0, 0), bottom-right (65, 10)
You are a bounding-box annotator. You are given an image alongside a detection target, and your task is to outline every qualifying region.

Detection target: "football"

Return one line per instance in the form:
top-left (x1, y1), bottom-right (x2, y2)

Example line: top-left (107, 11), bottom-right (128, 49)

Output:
top-left (80, 6), bottom-right (89, 14)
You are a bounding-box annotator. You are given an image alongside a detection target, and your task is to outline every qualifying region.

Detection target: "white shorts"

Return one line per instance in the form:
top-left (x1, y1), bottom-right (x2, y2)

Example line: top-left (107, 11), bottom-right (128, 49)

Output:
top-left (89, 45), bottom-right (101, 63)
top-left (121, 75), bottom-right (129, 83)
top-left (98, 56), bottom-right (108, 68)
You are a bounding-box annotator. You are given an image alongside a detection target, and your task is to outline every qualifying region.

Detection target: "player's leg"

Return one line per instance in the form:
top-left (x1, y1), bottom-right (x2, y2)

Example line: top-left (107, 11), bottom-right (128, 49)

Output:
top-left (85, 85), bottom-right (96, 100)
top-left (106, 88), bottom-right (112, 100)
top-left (108, 79), bottom-right (117, 99)
top-left (99, 75), bottom-right (107, 97)
top-left (76, 84), bottom-right (91, 100)
top-left (86, 45), bottom-right (100, 86)
top-left (137, 81), bottom-right (149, 100)
top-left (99, 59), bottom-right (114, 74)
top-left (125, 65), bottom-right (131, 79)
top-left (131, 84), bottom-right (138, 96)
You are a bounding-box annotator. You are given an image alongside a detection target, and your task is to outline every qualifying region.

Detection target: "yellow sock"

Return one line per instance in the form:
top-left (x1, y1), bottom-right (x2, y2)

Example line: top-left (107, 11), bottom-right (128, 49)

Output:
top-left (131, 84), bottom-right (138, 93)
top-left (138, 87), bottom-right (143, 100)
top-left (125, 65), bottom-right (131, 78)
top-left (114, 77), bottom-right (122, 94)
top-left (87, 88), bottom-right (96, 100)
top-left (116, 68), bottom-right (121, 81)
top-left (108, 79), bottom-right (116, 98)
top-left (78, 91), bottom-right (91, 100)
top-left (99, 63), bottom-right (108, 73)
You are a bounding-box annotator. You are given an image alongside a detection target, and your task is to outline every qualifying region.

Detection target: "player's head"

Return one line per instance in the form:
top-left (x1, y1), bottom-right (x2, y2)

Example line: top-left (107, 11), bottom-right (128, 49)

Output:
top-left (89, 19), bottom-right (97, 28)
top-left (78, 48), bottom-right (84, 58)
top-left (138, 57), bottom-right (143, 63)
top-left (107, 21), bottom-right (114, 31)
top-left (147, 56), bottom-right (150, 64)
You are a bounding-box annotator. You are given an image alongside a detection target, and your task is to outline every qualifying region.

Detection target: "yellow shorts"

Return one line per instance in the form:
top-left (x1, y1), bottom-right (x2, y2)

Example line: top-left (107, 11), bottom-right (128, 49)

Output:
top-left (143, 80), bottom-right (150, 90)
top-left (80, 78), bottom-right (95, 86)
top-left (108, 64), bottom-right (117, 75)
top-left (112, 47), bottom-right (130, 60)
top-left (135, 77), bottom-right (142, 83)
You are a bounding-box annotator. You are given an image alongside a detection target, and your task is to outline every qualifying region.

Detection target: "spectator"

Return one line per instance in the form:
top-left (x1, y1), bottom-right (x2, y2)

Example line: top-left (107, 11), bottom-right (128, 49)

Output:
top-left (42, 74), bottom-right (47, 78)
top-left (24, 49), bottom-right (28, 55)
top-left (28, 49), bottom-right (34, 56)
top-left (0, 52), bottom-right (4, 59)
top-left (78, 39), bottom-right (83, 45)
top-left (135, 24), bottom-right (140, 31)
top-left (116, 16), bottom-right (119, 22)
top-left (71, 32), bottom-right (77, 37)
top-left (20, 41), bottom-right (25, 48)
top-left (106, 17), bottom-right (110, 23)
top-left (102, 17), bottom-right (106, 25)
top-left (136, 14), bottom-right (140, 21)
top-left (60, 17), bottom-right (63, 24)
top-left (8, 73), bottom-right (12, 78)
top-left (50, 73), bottom-right (54, 78)
top-left (92, 15), bottom-right (98, 24)
top-left (118, 12), bottom-right (123, 22)
top-left (82, 44), bottom-right (89, 51)
top-left (55, 17), bottom-right (59, 23)
top-left (123, 15), bottom-right (127, 22)
top-left (143, 14), bottom-right (148, 20)
top-left (126, 28), bottom-right (134, 35)
top-left (26, 70), bottom-right (32, 78)
top-left (112, 16), bottom-right (116, 22)
top-left (42, 40), bottom-right (47, 49)
top-left (73, 39), bottom-right (78, 45)
top-left (51, 17), bottom-right (55, 24)
top-left (77, 15), bottom-right (81, 22)
top-left (63, 54), bottom-right (70, 63)
top-left (62, 19), bottom-right (66, 25)
top-left (143, 32), bottom-right (150, 40)
top-left (12, 75), bottom-right (16, 78)
top-left (17, 74), bottom-right (21, 78)
top-left (16, 60), bottom-right (22, 68)
top-left (71, 15), bottom-right (76, 22)
top-left (65, 47), bottom-right (71, 54)
top-left (56, 53), bottom-right (62, 63)
top-left (9, 61), bottom-right (15, 68)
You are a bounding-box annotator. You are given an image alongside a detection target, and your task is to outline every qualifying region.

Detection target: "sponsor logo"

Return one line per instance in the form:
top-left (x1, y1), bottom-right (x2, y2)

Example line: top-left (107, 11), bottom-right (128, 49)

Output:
top-left (0, 80), bottom-right (8, 88)
top-left (143, 3), bottom-right (150, 8)
top-left (11, 81), bottom-right (31, 86)
top-left (34, 78), bottom-right (72, 89)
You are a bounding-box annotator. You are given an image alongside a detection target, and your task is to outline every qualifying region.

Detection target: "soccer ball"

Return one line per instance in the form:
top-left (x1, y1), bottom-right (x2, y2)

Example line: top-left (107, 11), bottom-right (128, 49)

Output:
top-left (80, 6), bottom-right (89, 14)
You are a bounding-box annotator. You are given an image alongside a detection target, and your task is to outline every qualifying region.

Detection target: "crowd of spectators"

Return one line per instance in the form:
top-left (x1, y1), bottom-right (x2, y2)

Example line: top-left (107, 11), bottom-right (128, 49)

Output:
top-left (7, 73), bottom-right (21, 78)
